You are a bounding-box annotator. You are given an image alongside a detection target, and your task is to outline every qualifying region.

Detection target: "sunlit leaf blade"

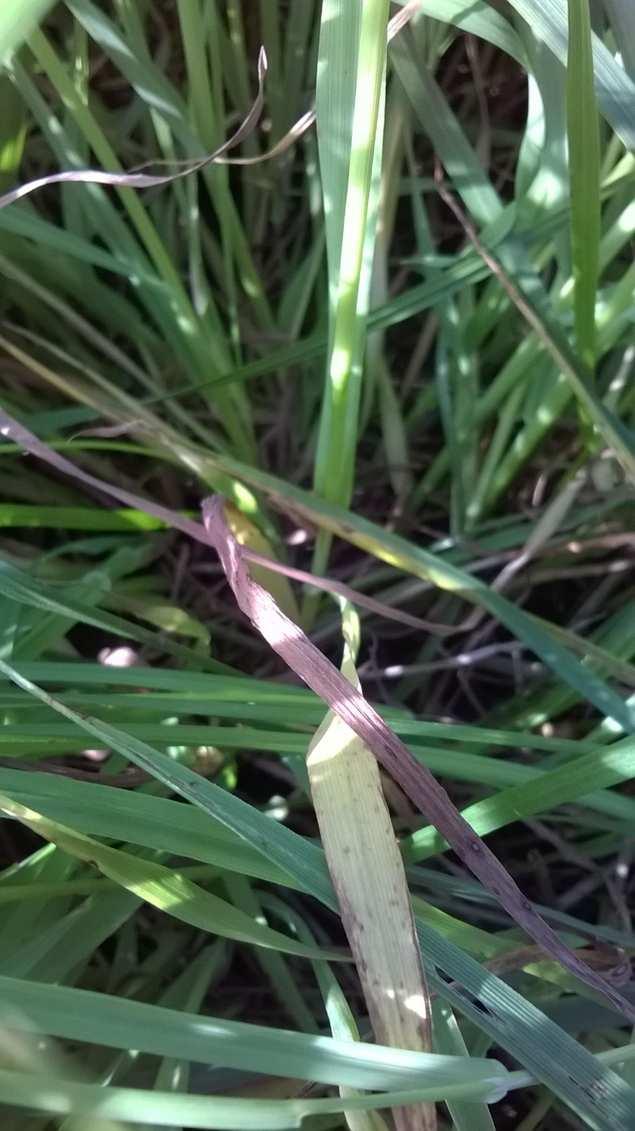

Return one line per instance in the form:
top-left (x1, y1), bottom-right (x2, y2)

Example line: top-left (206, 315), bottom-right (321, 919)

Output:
top-left (0, 975), bottom-right (509, 1096)
top-left (311, 0), bottom-right (389, 587)
top-left (0, 794), bottom-right (344, 960)
top-left (505, 0), bottom-right (635, 149)
top-left (0, 0), bottom-right (54, 61)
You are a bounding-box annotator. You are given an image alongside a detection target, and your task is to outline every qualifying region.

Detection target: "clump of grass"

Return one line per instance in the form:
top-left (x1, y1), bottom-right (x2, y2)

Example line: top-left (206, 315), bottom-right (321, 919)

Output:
top-left (0, 2), bottom-right (634, 1129)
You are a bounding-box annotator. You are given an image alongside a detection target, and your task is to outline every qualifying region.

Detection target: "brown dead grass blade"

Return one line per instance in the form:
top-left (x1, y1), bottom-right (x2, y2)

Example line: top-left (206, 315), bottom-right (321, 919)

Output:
top-left (307, 604), bottom-right (435, 1131)
top-left (0, 47), bottom-right (268, 210)
top-left (201, 495), bottom-right (635, 1026)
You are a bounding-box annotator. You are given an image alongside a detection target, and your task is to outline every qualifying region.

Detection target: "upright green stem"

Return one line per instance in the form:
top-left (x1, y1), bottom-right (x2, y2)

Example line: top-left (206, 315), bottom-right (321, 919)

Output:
top-left (566, 0), bottom-right (601, 372)
top-left (308, 0), bottom-right (389, 619)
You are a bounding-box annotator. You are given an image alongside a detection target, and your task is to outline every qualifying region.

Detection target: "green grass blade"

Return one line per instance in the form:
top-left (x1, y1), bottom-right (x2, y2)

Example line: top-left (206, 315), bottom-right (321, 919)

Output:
top-left (566, 0), bottom-right (601, 368)
top-left (395, 0), bottom-right (526, 63)
top-left (0, 975), bottom-right (508, 1096)
top-left (0, 769), bottom-right (294, 889)
top-left (432, 1001), bottom-right (495, 1131)
top-left (2, 890), bottom-right (139, 982)
top-left (0, 0), bottom-right (54, 61)
top-left (0, 558), bottom-right (232, 673)
top-left (604, 0), bottom-right (635, 77)
top-left (505, 0), bottom-right (635, 149)
top-left (402, 734), bottom-right (635, 861)
top-left (0, 794), bottom-right (341, 961)
top-left (3, 6), bottom-right (635, 1128)
top-left (0, 1067), bottom-right (508, 1129)
top-left (311, 0), bottom-right (389, 580)
top-left (392, 31), bottom-right (501, 226)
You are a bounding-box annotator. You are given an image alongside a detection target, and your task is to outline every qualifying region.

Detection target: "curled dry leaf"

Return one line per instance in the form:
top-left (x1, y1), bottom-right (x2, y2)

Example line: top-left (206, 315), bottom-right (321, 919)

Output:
top-left (0, 5), bottom-right (418, 212)
top-left (0, 47), bottom-right (269, 210)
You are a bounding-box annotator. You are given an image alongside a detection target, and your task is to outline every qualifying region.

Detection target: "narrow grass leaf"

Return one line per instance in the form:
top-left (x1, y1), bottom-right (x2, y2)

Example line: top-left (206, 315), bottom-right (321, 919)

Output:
top-left (0, 0), bottom-right (54, 61)
top-left (2, 889), bottom-right (139, 983)
top-left (392, 33), bottom-right (501, 226)
top-left (0, 793), bottom-right (344, 962)
top-left (0, 79), bottom-right (27, 189)
top-left (0, 1067), bottom-right (508, 1128)
top-left (0, 770), bottom-right (294, 889)
top-left (401, 734), bottom-right (635, 862)
top-left (395, 0), bottom-right (526, 64)
top-left (604, 0), bottom-right (635, 77)
top-left (0, 557), bottom-right (231, 673)
top-left (0, 975), bottom-right (509, 1096)
top-left (312, 0), bottom-right (389, 575)
top-left (0, 657), bottom-right (334, 905)
top-left (504, 0), bottom-right (635, 149)
top-left (566, 0), bottom-right (601, 368)
top-left (432, 1001), bottom-right (495, 1131)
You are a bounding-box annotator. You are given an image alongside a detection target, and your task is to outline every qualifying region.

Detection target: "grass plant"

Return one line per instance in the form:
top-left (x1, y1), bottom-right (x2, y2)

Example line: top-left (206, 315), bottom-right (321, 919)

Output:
top-left (0, 2), bottom-right (634, 1128)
